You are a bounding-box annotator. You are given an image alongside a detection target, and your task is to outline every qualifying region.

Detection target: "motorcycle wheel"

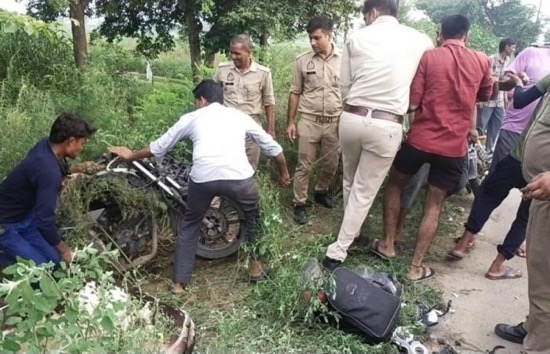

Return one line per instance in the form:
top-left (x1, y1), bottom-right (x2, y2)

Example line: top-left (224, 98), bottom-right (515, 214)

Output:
top-left (170, 196), bottom-right (245, 259)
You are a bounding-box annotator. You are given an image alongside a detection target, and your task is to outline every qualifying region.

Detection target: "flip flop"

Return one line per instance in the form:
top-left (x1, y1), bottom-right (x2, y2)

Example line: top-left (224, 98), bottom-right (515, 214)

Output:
top-left (447, 249), bottom-right (466, 261)
top-left (485, 266), bottom-right (522, 280)
top-left (367, 239), bottom-right (393, 261)
top-left (409, 266), bottom-right (435, 282)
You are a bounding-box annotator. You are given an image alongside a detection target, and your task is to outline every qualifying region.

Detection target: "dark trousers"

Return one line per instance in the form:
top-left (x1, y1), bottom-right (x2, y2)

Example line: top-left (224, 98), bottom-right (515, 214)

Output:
top-left (173, 177), bottom-right (259, 284)
top-left (465, 155), bottom-right (530, 260)
top-left (0, 213), bottom-right (61, 266)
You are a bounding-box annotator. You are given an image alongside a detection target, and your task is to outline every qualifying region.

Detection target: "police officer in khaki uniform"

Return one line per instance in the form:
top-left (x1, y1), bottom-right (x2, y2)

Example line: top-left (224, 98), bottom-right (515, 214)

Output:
top-left (286, 16), bottom-right (342, 224)
top-left (214, 34), bottom-right (276, 170)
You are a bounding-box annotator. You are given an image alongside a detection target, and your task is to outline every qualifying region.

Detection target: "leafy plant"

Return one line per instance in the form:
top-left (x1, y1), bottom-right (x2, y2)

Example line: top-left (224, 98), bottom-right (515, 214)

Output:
top-left (0, 245), bottom-right (176, 353)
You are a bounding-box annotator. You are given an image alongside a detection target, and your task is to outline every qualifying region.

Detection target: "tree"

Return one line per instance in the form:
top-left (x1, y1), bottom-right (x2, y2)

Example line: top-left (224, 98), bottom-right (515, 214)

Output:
top-left (415, 0), bottom-right (543, 51)
top-left (95, 0), bottom-right (358, 82)
top-left (25, 0), bottom-right (92, 70)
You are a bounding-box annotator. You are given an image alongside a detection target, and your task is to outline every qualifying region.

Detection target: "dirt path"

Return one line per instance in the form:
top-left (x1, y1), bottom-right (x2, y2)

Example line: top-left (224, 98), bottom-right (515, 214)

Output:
top-left (430, 190), bottom-right (527, 353)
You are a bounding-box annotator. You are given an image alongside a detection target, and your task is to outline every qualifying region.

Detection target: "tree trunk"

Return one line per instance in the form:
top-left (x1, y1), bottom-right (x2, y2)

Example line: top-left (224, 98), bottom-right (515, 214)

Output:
top-left (69, 0), bottom-right (88, 71)
top-left (178, 0), bottom-right (202, 83)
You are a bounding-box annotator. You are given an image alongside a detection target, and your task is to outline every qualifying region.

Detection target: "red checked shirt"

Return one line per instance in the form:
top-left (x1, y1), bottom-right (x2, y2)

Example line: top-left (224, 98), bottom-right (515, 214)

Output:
top-left (406, 39), bottom-right (493, 157)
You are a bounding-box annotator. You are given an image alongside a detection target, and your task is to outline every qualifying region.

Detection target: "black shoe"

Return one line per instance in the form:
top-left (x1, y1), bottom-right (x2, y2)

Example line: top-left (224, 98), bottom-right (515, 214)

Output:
top-left (294, 204), bottom-right (307, 224)
top-left (314, 191), bottom-right (333, 209)
top-left (494, 322), bottom-right (527, 344)
top-left (322, 257), bottom-right (342, 271)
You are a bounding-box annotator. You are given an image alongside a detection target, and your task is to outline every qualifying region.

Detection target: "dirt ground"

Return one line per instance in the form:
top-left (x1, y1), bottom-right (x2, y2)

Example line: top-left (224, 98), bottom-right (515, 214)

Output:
top-left (430, 190), bottom-right (527, 354)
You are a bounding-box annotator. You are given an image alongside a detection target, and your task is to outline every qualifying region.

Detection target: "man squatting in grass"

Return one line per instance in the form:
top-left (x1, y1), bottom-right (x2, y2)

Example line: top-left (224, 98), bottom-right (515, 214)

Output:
top-left (109, 80), bottom-right (290, 294)
top-left (0, 113), bottom-right (96, 266)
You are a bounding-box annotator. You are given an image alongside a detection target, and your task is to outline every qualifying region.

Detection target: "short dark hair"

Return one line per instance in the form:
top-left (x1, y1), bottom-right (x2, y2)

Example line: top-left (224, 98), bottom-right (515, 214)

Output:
top-left (440, 14), bottom-right (471, 40)
top-left (361, 0), bottom-right (398, 17)
top-left (499, 37), bottom-right (516, 53)
top-left (307, 15), bottom-right (334, 34)
top-left (230, 34), bottom-right (253, 52)
top-left (193, 79), bottom-right (223, 105)
top-left (49, 113), bottom-right (96, 144)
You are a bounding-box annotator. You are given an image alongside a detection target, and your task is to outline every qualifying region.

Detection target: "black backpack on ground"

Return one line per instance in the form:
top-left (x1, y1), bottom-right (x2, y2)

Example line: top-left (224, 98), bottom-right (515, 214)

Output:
top-left (325, 267), bottom-right (401, 343)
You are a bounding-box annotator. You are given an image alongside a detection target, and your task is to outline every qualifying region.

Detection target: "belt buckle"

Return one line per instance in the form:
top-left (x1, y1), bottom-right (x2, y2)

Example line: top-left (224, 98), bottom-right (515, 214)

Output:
top-left (317, 116), bottom-right (331, 124)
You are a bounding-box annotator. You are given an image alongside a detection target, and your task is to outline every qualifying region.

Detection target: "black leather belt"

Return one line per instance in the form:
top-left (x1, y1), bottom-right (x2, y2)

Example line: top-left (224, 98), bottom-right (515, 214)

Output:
top-left (344, 104), bottom-right (403, 124)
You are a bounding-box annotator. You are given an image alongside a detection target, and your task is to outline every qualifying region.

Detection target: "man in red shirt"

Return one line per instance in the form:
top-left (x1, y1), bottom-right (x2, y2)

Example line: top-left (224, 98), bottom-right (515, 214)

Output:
top-left (372, 14), bottom-right (493, 281)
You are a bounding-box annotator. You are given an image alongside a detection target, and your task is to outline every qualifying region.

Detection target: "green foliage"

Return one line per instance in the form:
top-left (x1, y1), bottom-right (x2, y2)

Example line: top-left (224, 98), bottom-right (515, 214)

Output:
top-left (0, 12), bottom-right (72, 89)
top-left (415, 0), bottom-right (542, 53)
top-left (0, 246), bottom-right (176, 352)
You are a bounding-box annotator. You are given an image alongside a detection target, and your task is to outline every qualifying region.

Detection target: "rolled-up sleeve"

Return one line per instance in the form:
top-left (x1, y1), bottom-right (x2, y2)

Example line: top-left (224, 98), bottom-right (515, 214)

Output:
top-left (262, 71), bottom-right (276, 106)
top-left (340, 40), bottom-right (352, 100)
top-left (243, 115), bottom-right (282, 157)
top-left (150, 113), bottom-right (194, 158)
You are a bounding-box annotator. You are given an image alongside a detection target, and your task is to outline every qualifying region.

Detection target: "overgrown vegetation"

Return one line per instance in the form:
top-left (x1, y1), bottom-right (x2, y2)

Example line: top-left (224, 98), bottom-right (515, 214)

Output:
top-left (0, 8), bottom-right (481, 353)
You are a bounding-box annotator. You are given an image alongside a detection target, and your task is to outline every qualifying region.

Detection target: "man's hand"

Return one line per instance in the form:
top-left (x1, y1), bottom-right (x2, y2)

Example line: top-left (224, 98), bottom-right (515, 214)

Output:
top-left (508, 74), bottom-right (524, 87)
top-left (60, 248), bottom-right (73, 264)
top-left (521, 172), bottom-right (550, 201)
top-left (469, 128), bottom-right (479, 144)
top-left (278, 169), bottom-right (290, 188)
top-left (55, 241), bottom-right (73, 264)
top-left (518, 72), bottom-right (529, 85)
top-left (109, 146), bottom-right (134, 160)
top-left (286, 123), bottom-right (297, 142)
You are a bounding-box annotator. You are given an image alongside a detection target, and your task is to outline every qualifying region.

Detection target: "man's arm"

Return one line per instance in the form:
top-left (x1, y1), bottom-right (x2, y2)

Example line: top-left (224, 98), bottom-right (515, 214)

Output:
top-left (408, 54), bottom-right (427, 114)
top-left (34, 170), bottom-right (72, 263)
top-left (110, 113), bottom-right (194, 160)
top-left (286, 93), bottom-right (300, 141)
top-left (477, 57), bottom-right (494, 102)
top-left (262, 71), bottom-right (276, 138)
top-left (469, 106), bottom-right (479, 143)
top-left (286, 58), bottom-right (303, 142)
top-left (243, 113), bottom-right (289, 185)
top-left (340, 41), bottom-right (352, 100)
top-left (513, 73), bottom-right (550, 109)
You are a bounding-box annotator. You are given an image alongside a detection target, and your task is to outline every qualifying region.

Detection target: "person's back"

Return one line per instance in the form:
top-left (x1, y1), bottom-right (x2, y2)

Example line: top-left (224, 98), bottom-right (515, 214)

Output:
top-left (342, 17), bottom-right (433, 115)
top-left (178, 103), bottom-right (279, 182)
top-left (0, 139), bottom-right (64, 226)
top-left (407, 41), bottom-right (492, 157)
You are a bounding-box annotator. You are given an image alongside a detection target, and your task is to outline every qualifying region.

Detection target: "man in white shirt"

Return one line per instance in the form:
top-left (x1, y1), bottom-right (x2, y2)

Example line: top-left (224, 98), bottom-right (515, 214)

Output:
top-left (110, 80), bottom-right (290, 294)
top-left (324, 0), bottom-right (434, 268)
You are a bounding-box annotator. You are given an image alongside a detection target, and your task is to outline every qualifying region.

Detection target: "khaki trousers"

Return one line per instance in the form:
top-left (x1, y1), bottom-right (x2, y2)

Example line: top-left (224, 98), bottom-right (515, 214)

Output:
top-left (524, 199), bottom-right (550, 353)
top-left (246, 115), bottom-right (262, 170)
top-left (292, 116), bottom-right (340, 205)
top-left (326, 111), bottom-right (402, 261)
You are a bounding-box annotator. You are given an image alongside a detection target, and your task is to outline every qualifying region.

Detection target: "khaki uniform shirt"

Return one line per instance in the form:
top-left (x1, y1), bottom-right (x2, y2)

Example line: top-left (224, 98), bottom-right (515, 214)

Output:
top-left (521, 87), bottom-right (550, 182)
top-left (213, 61), bottom-right (275, 117)
top-left (289, 49), bottom-right (342, 117)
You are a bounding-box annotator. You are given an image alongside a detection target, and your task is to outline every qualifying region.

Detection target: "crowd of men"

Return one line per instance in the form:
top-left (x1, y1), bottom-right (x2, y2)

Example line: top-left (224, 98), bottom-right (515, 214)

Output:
top-left (1, 0), bottom-right (550, 351)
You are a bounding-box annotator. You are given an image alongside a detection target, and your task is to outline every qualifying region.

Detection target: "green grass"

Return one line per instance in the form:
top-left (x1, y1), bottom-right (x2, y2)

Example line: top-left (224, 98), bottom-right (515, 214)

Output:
top-left (0, 30), bottom-right (466, 353)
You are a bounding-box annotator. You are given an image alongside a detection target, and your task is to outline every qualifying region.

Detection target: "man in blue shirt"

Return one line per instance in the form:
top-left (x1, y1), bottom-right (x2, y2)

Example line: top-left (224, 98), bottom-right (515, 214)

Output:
top-left (0, 113), bottom-right (96, 266)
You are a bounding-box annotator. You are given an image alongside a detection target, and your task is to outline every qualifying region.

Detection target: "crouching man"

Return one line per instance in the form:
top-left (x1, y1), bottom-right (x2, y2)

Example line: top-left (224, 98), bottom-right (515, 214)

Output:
top-left (110, 80), bottom-right (290, 294)
top-left (0, 113), bottom-right (96, 266)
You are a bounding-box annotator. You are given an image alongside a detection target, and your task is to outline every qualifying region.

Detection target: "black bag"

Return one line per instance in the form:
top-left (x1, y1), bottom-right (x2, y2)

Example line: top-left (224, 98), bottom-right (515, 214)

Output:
top-left (325, 267), bottom-right (401, 343)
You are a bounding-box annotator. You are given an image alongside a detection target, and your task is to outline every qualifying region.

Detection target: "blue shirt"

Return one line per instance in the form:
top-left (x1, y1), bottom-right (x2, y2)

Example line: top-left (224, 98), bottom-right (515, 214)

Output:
top-left (0, 138), bottom-right (65, 246)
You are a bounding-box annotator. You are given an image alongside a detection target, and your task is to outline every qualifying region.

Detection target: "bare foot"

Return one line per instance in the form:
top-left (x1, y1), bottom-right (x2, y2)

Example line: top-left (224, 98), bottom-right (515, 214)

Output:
top-left (376, 239), bottom-right (396, 258)
top-left (407, 265), bottom-right (435, 281)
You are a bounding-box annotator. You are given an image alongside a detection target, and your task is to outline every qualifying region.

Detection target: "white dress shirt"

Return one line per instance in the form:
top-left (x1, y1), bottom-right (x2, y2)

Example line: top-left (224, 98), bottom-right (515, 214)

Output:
top-left (150, 102), bottom-right (282, 183)
top-left (340, 16), bottom-right (434, 115)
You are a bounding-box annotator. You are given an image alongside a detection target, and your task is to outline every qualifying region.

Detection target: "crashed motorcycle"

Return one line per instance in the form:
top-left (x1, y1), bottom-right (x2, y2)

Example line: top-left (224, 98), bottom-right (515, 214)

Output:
top-left (80, 154), bottom-right (246, 270)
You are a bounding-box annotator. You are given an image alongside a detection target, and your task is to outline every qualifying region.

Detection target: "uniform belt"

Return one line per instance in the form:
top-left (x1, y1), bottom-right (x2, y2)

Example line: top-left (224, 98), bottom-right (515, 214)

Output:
top-left (300, 113), bottom-right (339, 124)
top-left (344, 105), bottom-right (403, 124)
